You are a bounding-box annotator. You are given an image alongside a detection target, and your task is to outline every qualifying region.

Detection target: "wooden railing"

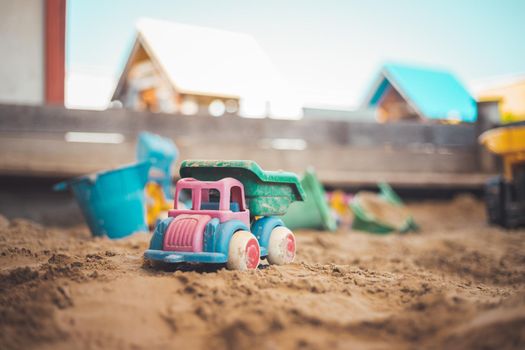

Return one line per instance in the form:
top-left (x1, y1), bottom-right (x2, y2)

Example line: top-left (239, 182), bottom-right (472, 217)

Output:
top-left (0, 104), bottom-right (496, 188)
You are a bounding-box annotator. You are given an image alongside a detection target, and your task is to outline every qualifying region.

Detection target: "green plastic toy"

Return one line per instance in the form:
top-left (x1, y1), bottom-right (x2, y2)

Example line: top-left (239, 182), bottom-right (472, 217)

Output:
top-left (281, 168), bottom-right (337, 231)
top-left (350, 183), bottom-right (417, 234)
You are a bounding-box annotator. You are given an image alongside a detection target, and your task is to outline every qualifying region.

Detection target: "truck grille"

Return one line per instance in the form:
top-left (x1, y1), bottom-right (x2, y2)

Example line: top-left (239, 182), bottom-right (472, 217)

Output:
top-left (163, 214), bottom-right (210, 252)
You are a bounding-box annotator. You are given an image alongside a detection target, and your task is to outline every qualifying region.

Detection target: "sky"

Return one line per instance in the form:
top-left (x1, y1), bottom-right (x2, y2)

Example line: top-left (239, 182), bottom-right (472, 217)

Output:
top-left (66, 0), bottom-right (525, 110)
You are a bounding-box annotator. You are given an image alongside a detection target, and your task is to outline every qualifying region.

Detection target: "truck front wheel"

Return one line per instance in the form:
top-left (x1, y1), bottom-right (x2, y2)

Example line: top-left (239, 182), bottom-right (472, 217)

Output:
top-left (227, 231), bottom-right (260, 271)
top-left (267, 226), bottom-right (296, 265)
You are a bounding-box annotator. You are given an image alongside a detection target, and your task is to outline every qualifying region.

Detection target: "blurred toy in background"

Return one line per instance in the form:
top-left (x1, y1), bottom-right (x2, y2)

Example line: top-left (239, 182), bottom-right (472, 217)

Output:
top-left (145, 182), bottom-right (172, 227)
top-left (327, 190), bottom-right (353, 228)
top-left (54, 131), bottom-right (183, 238)
top-left (137, 132), bottom-right (179, 227)
top-left (350, 183), bottom-right (417, 234)
top-left (145, 160), bottom-right (305, 270)
top-left (479, 122), bottom-right (525, 228)
top-left (282, 168), bottom-right (337, 232)
top-left (54, 162), bottom-right (151, 239)
top-left (137, 132), bottom-right (178, 198)
top-left (145, 182), bottom-right (189, 227)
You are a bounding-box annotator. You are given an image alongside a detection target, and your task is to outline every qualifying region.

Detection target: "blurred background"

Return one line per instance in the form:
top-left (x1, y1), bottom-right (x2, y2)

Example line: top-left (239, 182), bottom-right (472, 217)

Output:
top-left (0, 0), bottom-right (524, 225)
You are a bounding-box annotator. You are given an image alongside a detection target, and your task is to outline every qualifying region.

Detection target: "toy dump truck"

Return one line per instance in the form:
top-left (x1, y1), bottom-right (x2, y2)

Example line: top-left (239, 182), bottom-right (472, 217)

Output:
top-left (144, 160), bottom-right (305, 270)
top-left (480, 123), bottom-right (525, 228)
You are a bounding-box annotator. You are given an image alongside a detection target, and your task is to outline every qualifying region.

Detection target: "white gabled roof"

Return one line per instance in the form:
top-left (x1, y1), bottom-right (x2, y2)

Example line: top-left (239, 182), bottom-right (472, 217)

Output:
top-left (128, 18), bottom-right (302, 118)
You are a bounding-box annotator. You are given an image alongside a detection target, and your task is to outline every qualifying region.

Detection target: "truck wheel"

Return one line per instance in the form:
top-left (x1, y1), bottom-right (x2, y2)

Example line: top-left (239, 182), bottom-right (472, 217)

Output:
top-left (227, 231), bottom-right (260, 271)
top-left (267, 226), bottom-right (296, 265)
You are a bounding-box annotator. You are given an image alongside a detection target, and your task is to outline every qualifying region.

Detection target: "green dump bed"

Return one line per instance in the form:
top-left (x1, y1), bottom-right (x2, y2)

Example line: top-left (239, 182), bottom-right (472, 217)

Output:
top-left (180, 160), bottom-right (305, 217)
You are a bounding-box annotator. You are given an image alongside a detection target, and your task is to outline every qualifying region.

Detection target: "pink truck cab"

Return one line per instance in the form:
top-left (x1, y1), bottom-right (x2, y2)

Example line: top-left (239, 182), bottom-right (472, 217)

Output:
top-left (172, 177), bottom-right (250, 227)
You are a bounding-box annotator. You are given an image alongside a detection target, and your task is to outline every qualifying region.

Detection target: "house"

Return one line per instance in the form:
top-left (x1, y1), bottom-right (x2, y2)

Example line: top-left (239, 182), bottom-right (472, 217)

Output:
top-left (111, 18), bottom-right (302, 119)
top-left (363, 63), bottom-right (477, 123)
top-left (475, 75), bottom-right (525, 123)
top-left (0, 0), bottom-right (66, 105)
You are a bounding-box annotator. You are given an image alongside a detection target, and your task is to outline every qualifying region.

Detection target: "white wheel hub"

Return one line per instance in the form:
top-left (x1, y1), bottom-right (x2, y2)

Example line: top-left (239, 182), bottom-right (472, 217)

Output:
top-left (267, 226), bottom-right (296, 265)
top-left (226, 230), bottom-right (260, 270)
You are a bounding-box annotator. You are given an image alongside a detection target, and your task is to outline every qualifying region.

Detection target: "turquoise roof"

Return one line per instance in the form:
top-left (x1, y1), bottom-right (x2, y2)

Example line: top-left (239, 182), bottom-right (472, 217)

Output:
top-left (367, 63), bottom-right (477, 122)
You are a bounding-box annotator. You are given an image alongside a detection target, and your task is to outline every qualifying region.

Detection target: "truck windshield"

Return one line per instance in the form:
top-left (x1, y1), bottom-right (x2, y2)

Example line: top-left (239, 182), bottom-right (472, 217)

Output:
top-left (178, 188), bottom-right (193, 209)
top-left (200, 188), bottom-right (221, 210)
top-left (178, 188), bottom-right (222, 210)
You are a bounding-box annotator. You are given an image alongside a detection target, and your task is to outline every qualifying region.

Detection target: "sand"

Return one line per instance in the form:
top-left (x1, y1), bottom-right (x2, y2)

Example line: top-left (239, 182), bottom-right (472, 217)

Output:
top-left (1, 194), bottom-right (524, 350)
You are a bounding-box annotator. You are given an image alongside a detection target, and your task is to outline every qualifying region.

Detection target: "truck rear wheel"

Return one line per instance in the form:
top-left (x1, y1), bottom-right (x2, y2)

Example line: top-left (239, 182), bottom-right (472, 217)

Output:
top-left (227, 231), bottom-right (260, 271)
top-left (267, 226), bottom-right (296, 265)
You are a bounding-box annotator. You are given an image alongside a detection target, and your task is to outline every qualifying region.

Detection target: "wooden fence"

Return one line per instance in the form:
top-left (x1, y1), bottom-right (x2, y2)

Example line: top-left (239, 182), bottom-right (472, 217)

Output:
top-left (0, 104), bottom-right (495, 188)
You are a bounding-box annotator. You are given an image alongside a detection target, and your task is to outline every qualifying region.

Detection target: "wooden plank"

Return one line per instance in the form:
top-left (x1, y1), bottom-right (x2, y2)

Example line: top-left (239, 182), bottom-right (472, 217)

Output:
top-left (318, 170), bottom-right (493, 188)
top-left (0, 104), bottom-right (492, 188)
top-left (0, 104), bottom-right (477, 147)
top-left (1, 132), bottom-right (482, 182)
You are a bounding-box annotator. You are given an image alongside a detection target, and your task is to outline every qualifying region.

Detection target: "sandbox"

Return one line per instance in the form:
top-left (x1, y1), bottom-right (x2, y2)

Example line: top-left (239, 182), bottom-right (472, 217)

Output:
top-left (1, 195), bottom-right (524, 349)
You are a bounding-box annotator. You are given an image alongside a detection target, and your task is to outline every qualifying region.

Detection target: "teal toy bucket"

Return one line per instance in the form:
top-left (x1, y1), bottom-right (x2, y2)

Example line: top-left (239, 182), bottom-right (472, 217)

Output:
top-left (54, 162), bottom-right (151, 239)
top-left (137, 132), bottom-right (178, 197)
